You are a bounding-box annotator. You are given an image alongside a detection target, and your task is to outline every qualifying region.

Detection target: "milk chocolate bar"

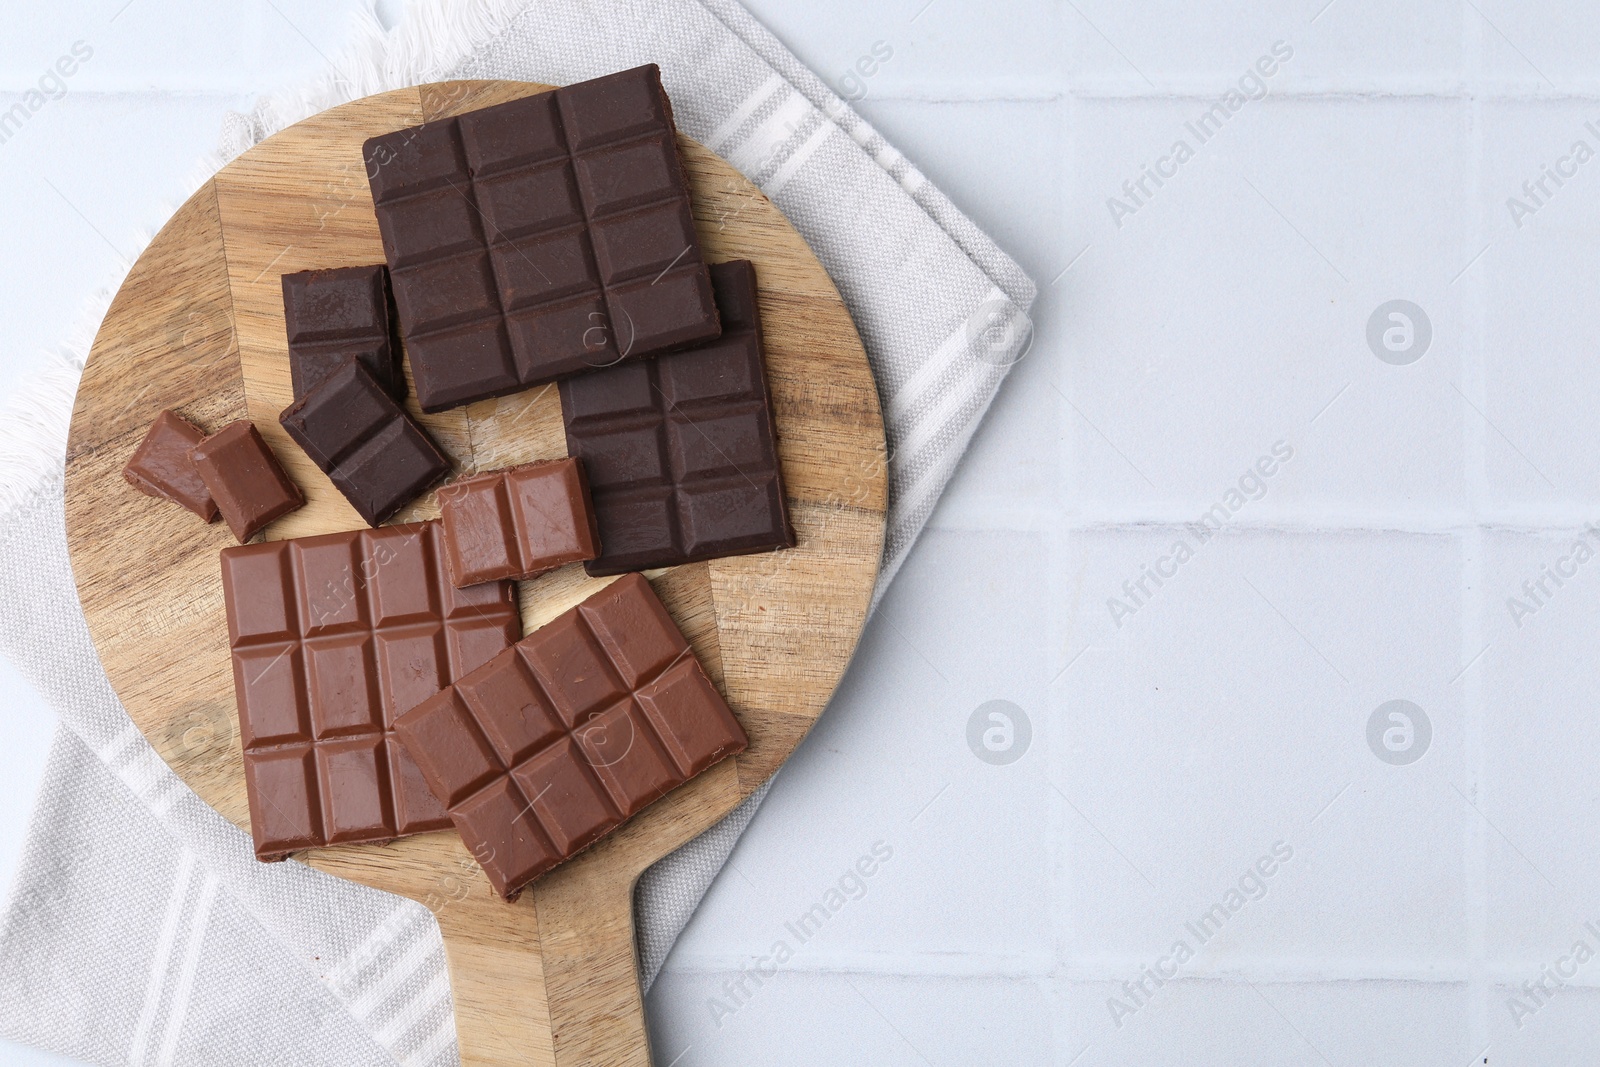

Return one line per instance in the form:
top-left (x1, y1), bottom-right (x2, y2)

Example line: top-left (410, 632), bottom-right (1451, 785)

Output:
top-left (558, 260), bottom-right (794, 574)
top-left (393, 573), bottom-right (746, 899)
top-left (122, 409), bottom-right (217, 522)
top-left (436, 458), bottom-right (600, 587)
top-left (362, 64), bottom-right (720, 412)
top-left (281, 265), bottom-right (406, 401)
top-left (220, 521), bottom-right (521, 860)
top-left (279, 357), bottom-right (452, 527)
top-left (192, 420), bottom-right (305, 542)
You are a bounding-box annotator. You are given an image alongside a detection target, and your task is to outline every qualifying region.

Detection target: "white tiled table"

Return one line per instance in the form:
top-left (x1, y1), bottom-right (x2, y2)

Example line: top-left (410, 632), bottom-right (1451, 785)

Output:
top-left (6, 1), bottom-right (1600, 1064)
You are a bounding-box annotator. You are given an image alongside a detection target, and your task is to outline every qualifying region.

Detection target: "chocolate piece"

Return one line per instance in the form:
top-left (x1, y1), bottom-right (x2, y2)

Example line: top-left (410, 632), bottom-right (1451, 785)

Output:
top-left (282, 265), bottom-right (406, 401)
top-left (220, 521), bottom-right (521, 861)
top-left (558, 260), bottom-right (794, 575)
top-left (362, 64), bottom-right (721, 413)
top-left (437, 459), bottom-right (601, 587)
top-left (394, 572), bottom-right (746, 899)
top-left (191, 420), bottom-right (305, 543)
top-left (279, 357), bottom-right (452, 527)
top-left (122, 409), bottom-right (218, 522)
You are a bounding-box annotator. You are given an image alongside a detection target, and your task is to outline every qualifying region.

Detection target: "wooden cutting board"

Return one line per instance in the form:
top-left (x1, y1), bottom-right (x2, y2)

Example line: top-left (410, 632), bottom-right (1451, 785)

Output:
top-left (62, 80), bottom-right (885, 1067)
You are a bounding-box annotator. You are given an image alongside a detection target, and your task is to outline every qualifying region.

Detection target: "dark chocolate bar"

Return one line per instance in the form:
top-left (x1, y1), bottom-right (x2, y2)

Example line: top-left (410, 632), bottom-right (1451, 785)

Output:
top-left (220, 521), bottom-right (521, 860)
top-left (279, 356), bottom-right (452, 527)
top-left (122, 409), bottom-right (218, 522)
top-left (558, 260), bottom-right (794, 574)
top-left (191, 420), bottom-right (305, 543)
top-left (362, 64), bottom-right (721, 412)
top-left (281, 264), bottom-right (406, 401)
top-left (436, 458), bottom-right (600, 587)
top-left (393, 572), bottom-right (747, 899)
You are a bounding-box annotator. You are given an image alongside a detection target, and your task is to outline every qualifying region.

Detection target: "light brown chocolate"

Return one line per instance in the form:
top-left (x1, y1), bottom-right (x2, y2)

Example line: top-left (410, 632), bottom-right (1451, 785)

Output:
top-left (437, 458), bottom-right (600, 587)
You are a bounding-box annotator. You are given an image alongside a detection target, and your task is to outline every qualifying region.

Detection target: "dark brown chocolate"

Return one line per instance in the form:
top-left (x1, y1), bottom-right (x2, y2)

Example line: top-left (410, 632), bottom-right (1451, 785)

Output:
top-left (220, 521), bottom-right (521, 861)
top-left (122, 409), bottom-right (218, 522)
top-left (191, 420), bottom-right (305, 543)
top-left (558, 260), bottom-right (794, 574)
top-left (281, 264), bottom-right (406, 401)
top-left (279, 356), bottom-right (452, 527)
top-left (436, 458), bottom-right (601, 587)
top-left (393, 572), bottom-right (747, 900)
top-left (362, 64), bottom-right (720, 412)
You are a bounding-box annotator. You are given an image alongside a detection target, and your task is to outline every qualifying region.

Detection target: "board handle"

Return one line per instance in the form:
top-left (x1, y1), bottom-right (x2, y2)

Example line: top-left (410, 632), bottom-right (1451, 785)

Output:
top-left (433, 854), bottom-right (652, 1067)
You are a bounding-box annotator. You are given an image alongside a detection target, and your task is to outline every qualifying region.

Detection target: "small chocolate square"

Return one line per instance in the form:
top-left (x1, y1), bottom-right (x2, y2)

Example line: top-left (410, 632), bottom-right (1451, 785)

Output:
top-left (122, 409), bottom-right (218, 522)
top-left (191, 420), bottom-right (305, 543)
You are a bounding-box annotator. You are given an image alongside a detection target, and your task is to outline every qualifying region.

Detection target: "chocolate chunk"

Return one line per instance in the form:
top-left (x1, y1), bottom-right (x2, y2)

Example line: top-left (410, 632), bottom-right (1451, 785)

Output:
top-left (279, 357), bottom-right (452, 527)
top-left (281, 264), bottom-right (406, 401)
top-left (558, 260), bottom-right (794, 574)
top-left (191, 420), bottom-right (305, 542)
top-left (362, 64), bottom-right (720, 413)
top-left (437, 458), bottom-right (601, 587)
top-left (220, 521), bottom-right (521, 860)
top-left (393, 572), bottom-right (746, 899)
top-left (122, 409), bottom-right (218, 522)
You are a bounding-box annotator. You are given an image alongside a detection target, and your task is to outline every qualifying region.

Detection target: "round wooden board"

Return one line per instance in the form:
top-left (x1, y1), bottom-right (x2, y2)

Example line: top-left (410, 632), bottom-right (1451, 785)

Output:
top-left (63, 81), bottom-right (886, 1067)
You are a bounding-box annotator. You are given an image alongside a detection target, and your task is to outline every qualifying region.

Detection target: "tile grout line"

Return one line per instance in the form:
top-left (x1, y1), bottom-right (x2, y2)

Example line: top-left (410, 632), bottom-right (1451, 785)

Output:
top-left (924, 508), bottom-right (1600, 535)
top-left (662, 951), bottom-right (1600, 984)
top-left (1461, 3), bottom-right (1491, 1059)
top-left (1050, 8), bottom-right (1080, 1062)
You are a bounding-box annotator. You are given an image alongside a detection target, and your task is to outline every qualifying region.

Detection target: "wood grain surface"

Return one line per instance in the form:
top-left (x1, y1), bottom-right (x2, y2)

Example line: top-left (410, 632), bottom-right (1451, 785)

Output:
top-left (62, 81), bottom-right (886, 1067)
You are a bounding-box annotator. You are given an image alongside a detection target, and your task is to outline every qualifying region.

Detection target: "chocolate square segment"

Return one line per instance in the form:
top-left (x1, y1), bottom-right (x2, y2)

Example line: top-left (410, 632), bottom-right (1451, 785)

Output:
top-left (281, 265), bottom-right (406, 401)
top-left (393, 573), bottom-right (747, 900)
top-left (221, 521), bottom-right (519, 861)
top-left (559, 259), bottom-right (795, 574)
top-left (191, 420), bottom-right (305, 543)
top-left (362, 64), bottom-right (720, 413)
top-left (437, 458), bottom-right (601, 587)
top-left (122, 409), bottom-right (218, 522)
top-left (279, 357), bottom-right (451, 527)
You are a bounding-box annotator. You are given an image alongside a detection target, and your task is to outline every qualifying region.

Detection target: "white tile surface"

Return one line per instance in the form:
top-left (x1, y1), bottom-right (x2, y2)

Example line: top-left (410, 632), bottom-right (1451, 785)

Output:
top-left (649, 971), bottom-right (1054, 1066)
top-left (1480, 100), bottom-right (1600, 506)
top-left (1480, 529), bottom-right (1600, 958)
top-left (1061, 978), bottom-right (1471, 1066)
top-left (6, 0), bottom-right (1600, 1064)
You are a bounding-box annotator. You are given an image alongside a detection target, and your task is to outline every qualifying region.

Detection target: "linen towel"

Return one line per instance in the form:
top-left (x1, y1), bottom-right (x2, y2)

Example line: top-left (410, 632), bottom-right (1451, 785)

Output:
top-left (0, 1), bottom-right (1035, 1063)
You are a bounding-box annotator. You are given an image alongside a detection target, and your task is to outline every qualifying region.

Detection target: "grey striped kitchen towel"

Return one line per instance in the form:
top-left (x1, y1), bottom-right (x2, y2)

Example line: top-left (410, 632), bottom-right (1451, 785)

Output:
top-left (0, 0), bottom-right (1035, 1064)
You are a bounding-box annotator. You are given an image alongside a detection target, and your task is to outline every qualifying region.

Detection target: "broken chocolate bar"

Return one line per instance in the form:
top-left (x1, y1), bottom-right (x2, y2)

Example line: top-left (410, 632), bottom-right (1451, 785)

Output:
top-left (558, 260), bottom-right (794, 574)
top-left (393, 572), bottom-right (746, 899)
top-left (279, 356), bottom-right (452, 527)
top-left (281, 264), bottom-right (406, 401)
top-left (220, 521), bottom-right (521, 860)
top-left (436, 458), bottom-right (600, 587)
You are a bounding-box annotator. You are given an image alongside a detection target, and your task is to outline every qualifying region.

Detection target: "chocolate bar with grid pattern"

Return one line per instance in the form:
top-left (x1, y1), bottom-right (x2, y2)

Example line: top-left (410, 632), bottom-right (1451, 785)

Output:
top-left (436, 458), bottom-right (601, 587)
top-left (220, 521), bottom-right (521, 861)
top-left (393, 572), bottom-right (747, 900)
top-left (362, 64), bottom-right (721, 413)
top-left (558, 259), bottom-right (794, 575)
top-left (281, 264), bottom-right (406, 401)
